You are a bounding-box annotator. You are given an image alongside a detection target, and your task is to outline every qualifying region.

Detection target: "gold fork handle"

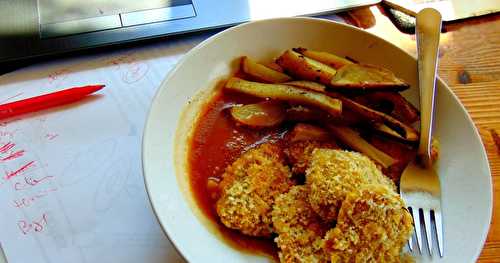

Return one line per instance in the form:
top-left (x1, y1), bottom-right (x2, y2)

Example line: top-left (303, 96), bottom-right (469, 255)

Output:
top-left (416, 8), bottom-right (442, 168)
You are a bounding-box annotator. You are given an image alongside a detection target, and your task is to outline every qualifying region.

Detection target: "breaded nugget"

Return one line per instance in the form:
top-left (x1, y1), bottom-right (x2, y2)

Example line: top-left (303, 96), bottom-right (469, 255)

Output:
top-left (324, 185), bottom-right (413, 263)
top-left (272, 185), bottom-right (330, 263)
top-left (306, 149), bottom-right (396, 221)
top-left (216, 143), bottom-right (294, 237)
top-left (284, 140), bottom-right (338, 175)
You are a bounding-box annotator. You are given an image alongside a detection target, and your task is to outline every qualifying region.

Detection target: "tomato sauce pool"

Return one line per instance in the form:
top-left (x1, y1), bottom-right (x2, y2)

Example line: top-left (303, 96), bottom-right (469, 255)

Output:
top-left (188, 90), bottom-right (288, 259)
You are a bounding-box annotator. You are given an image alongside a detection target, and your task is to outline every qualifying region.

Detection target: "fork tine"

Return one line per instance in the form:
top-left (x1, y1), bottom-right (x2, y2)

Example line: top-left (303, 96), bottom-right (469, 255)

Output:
top-left (411, 207), bottom-right (423, 253)
top-left (407, 208), bottom-right (414, 251)
top-left (434, 210), bottom-right (444, 257)
top-left (422, 209), bottom-right (433, 255)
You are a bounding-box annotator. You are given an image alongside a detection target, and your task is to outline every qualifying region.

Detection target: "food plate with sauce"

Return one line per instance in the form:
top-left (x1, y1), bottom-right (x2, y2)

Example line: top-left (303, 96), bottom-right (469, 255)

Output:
top-left (142, 17), bottom-right (492, 262)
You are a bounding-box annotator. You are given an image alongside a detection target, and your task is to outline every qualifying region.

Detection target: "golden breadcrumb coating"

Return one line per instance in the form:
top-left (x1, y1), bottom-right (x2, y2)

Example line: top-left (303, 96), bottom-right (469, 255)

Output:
top-left (272, 186), bottom-right (330, 263)
top-left (284, 140), bottom-right (338, 175)
top-left (400, 253), bottom-right (416, 263)
top-left (324, 185), bottom-right (413, 263)
top-left (306, 149), bottom-right (396, 221)
top-left (216, 143), bottom-right (294, 237)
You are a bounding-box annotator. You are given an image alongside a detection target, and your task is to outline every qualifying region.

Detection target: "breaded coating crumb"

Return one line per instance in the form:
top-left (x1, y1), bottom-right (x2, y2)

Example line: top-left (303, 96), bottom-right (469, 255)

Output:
top-left (324, 185), bottom-right (413, 263)
top-left (272, 186), bottom-right (329, 263)
top-left (284, 140), bottom-right (338, 175)
top-left (216, 143), bottom-right (294, 237)
top-left (400, 253), bottom-right (416, 263)
top-left (306, 149), bottom-right (396, 221)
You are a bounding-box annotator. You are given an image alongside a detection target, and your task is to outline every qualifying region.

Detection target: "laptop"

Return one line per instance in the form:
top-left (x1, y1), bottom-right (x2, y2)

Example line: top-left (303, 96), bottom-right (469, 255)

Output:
top-left (0, 0), bottom-right (379, 63)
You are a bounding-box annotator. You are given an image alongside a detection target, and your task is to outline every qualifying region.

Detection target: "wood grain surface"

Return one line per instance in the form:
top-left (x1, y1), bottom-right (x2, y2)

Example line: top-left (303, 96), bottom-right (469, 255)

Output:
top-left (344, 6), bottom-right (500, 262)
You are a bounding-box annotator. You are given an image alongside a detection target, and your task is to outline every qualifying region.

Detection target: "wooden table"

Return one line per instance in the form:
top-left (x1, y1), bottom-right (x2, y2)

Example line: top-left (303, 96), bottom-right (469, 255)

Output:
top-left (342, 5), bottom-right (500, 261)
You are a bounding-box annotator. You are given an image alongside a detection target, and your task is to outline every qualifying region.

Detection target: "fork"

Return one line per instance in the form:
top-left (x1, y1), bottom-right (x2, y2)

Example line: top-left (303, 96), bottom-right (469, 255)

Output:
top-left (400, 8), bottom-right (443, 257)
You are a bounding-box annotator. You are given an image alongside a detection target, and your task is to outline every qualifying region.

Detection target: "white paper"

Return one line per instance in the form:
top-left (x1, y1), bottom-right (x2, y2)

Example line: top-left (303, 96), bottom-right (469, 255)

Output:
top-left (0, 32), bottom-right (213, 263)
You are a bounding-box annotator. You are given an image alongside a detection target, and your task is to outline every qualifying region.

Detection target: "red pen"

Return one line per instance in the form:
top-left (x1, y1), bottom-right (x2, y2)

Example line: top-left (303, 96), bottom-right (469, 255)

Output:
top-left (0, 85), bottom-right (105, 120)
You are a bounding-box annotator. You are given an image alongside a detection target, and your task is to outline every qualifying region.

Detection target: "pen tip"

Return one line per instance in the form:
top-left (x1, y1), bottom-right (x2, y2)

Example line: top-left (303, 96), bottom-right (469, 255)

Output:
top-left (93, 84), bottom-right (105, 91)
top-left (80, 84), bottom-right (105, 94)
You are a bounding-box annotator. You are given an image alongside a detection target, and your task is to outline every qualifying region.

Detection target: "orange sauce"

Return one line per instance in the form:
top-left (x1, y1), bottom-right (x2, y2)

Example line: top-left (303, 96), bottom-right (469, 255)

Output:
top-left (188, 90), bottom-right (288, 260)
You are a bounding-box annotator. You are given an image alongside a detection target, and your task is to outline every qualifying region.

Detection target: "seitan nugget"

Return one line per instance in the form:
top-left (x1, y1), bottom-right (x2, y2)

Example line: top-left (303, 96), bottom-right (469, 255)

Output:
top-left (216, 143), bottom-right (294, 237)
top-left (272, 185), bottom-right (330, 263)
top-left (324, 185), bottom-right (413, 262)
top-left (306, 149), bottom-right (395, 222)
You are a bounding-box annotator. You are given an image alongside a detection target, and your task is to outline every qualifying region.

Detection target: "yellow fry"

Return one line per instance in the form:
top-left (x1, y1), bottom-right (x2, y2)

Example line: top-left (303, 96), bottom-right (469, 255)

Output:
top-left (329, 125), bottom-right (397, 168)
top-left (225, 77), bottom-right (342, 117)
top-left (276, 50), bottom-right (337, 85)
top-left (241, 56), bottom-right (292, 83)
top-left (293, 47), bottom-right (353, 69)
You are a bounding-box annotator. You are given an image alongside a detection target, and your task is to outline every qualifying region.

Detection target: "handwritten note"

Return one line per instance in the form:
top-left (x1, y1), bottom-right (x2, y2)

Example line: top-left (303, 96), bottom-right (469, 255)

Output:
top-left (0, 32), bottom-right (213, 263)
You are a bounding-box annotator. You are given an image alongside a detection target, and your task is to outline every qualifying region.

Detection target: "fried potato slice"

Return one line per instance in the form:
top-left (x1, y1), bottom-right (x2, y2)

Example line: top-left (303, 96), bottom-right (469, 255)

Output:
top-left (338, 96), bottom-right (419, 142)
top-left (230, 101), bottom-right (286, 128)
top-left (285, 104), bottom-right (361, 127)
top-left (241, 56), bottom-right (292, 83)
top-left (373, 123), bottom-right (406, 140)
top-left (293, 47), bottom-right (353, 69)
top-left (330, 64), bottom-right (409, 91)
top-left (225, 77), bottom-right (342, 117)
top-left (353, 92), bottom-right (420, 124)
top-left (328, 125), bottom-right (397, 168)
top-left (263, 61), bottom-right (285, 73)
top-left (365, 134), bottom-right (417, 184)
top-left (282, 80), bottom-right (418, 142)
top-left (284, 80), bottom-right (326, 93)
top-left (276, 50), bottom-right (337, 85)
top-left (285, 105), bottom-right (332, 123)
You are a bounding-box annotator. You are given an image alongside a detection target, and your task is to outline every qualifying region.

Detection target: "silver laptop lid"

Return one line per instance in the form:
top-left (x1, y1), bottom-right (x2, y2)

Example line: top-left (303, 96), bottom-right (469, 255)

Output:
top-left (0, 0), bottom-right (380, 63)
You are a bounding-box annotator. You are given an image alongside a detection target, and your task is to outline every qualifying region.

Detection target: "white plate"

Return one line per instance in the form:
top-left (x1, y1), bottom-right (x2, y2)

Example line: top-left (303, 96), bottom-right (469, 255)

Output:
top-left (142, 17), bottom-right (492, 262)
